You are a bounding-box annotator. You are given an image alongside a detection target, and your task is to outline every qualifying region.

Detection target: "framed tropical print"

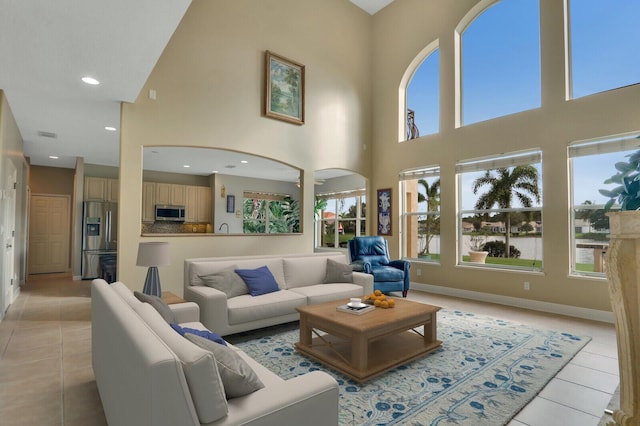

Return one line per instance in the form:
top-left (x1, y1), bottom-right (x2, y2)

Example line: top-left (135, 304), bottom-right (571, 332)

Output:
top-left (264, 51), bottom-right (305, 125)
top-left (377, 188), bottom-right (392, 236)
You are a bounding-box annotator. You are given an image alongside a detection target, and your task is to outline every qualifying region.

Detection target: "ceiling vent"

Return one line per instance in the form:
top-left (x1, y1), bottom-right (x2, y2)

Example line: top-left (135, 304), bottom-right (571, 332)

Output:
top-left (37, 131), bottom-right (58, 139)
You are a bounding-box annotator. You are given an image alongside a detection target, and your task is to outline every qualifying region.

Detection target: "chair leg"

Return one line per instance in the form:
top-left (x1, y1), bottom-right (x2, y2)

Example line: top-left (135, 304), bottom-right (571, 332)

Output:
top-left (402, 290), bottom-right (408, 298)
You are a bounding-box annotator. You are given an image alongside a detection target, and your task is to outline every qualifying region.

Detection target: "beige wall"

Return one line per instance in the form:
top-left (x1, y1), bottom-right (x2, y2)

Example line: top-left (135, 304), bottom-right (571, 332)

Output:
top-left (30, 165), bottom-right (75, 195)
top-left (370, 0), bottom-right (640, 311)
top-left (0, 90), bottom-right (27, 299)
top-left (118, 0), bottom-right (373, 293)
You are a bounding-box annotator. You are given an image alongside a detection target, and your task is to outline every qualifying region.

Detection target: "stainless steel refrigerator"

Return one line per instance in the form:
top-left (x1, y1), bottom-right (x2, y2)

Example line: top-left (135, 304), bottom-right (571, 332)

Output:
top-left (81, 201), bottom-right (118, 280)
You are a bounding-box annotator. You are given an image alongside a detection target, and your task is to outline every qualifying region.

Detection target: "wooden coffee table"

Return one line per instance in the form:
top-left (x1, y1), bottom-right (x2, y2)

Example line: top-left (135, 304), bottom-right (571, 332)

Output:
top-left (295, 298), bottom-right (441, 382)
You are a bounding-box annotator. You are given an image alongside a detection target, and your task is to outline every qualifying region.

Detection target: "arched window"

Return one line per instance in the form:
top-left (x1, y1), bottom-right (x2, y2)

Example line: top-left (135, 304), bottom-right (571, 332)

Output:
top-left (406, 49), bottom-right (440, 139)
top-left (459, 0), bottom-right (540, 126)
top-left (569, 0), bottom-right (640, 99)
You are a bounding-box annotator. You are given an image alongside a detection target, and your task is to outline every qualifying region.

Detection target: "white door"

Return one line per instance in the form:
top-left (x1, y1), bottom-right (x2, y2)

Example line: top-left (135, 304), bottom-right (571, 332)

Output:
top-left (1, 160), bottom-right (17, 316)
top-left (28, 195), bottom-right (70, 274)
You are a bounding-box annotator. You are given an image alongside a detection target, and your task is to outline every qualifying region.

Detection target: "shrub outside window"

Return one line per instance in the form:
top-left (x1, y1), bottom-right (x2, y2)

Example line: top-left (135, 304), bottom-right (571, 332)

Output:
top-left (457, 151), bottom-right (543, 271)
top-left (568, 133), bottom-right (640, 277)
top-left (243, 192), bottom-right (298, 233)
top-left (401, 166), bottom-right (441, 262)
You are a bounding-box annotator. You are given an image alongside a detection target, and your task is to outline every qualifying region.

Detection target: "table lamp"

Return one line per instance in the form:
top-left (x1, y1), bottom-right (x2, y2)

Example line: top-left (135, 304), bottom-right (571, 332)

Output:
top-left (136, 242), bottom-right (170, 296)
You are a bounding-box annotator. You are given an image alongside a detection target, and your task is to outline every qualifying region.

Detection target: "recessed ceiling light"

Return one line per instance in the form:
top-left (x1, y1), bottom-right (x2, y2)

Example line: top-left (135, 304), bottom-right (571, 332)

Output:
top-left (240, 160), bottom-right (248, 164)
top-left (49, 155), bottom-right (59, 159)
top-left (183, 165), bottom-right (191, 168)
top-left (212, 170), bottom-right (218, 174)
top-left (82, 76), bottom-right (100, 85)
top-left (104, 126), bottom-right (117, 131)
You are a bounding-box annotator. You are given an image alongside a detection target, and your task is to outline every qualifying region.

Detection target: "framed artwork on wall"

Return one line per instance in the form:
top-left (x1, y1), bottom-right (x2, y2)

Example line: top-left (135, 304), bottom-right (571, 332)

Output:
top-left (226, 195), bottom-right (235, 213)
top-left (377, 188), bottom-right (392, 236)
top-left (264, 50), bottom-right (305, 125)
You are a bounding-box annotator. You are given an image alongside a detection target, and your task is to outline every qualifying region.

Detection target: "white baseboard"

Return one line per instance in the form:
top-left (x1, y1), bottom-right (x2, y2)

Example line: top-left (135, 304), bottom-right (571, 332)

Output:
top-left (73, 275), bottom-right (82, 281)
top-left (411, 282), bottom-right (614, 324)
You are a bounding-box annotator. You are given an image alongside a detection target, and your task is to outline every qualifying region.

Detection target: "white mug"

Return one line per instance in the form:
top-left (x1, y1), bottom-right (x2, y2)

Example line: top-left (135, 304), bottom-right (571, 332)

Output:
top-left (350, 298), bottom-right (361, 305)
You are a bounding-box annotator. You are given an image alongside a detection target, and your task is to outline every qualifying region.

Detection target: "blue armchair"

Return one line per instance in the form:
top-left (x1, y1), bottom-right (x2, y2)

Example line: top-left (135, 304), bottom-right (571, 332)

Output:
top-left (347, 236), bottom-right (410, 297)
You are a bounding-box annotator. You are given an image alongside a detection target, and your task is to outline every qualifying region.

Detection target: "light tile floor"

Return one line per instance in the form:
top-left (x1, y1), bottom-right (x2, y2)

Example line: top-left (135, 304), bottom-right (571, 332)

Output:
top-left (0, 275), bottom-right (618, 425)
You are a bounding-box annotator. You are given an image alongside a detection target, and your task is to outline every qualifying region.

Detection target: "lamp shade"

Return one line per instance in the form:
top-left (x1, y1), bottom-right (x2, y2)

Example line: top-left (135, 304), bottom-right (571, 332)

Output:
top-left (136, 242), bottom-right (170, 267)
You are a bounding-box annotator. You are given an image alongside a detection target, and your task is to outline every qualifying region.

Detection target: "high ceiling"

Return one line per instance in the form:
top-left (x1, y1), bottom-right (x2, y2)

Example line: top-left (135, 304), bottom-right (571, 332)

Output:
top-left (0, 0), bottom-right (391, 176)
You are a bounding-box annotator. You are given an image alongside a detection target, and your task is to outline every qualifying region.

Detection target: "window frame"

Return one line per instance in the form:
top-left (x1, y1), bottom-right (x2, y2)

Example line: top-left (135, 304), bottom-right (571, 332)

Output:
top-left (314, 190), bottom-right (367, 249)
top-left (456, 150), bottom-right (543, 271)
top-left (400, 166), bottom-right (441, 262)
top-left (567, 132), bottom-right (640, 277)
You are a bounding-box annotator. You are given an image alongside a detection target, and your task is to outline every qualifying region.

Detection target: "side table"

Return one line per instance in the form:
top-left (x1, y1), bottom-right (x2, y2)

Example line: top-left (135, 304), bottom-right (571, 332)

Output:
top-left (161, 291), bottom-right (186, 305)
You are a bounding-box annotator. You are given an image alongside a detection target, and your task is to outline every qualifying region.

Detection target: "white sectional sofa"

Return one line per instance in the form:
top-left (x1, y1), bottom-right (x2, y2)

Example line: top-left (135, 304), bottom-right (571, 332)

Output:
top-left (91, 278), bottom-right (339, 426)
top-left (184, 252), bottom-right (374, 336)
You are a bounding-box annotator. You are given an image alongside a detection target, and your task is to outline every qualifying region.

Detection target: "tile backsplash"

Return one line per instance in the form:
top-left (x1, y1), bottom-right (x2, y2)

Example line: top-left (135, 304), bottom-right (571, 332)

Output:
top-left (142, 222), bottom-right (211, 234)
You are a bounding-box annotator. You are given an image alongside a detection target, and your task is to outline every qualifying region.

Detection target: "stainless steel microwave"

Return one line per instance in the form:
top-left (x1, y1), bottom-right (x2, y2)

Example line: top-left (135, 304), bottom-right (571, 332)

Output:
top-left (155, 205), bottom-right (186, 222)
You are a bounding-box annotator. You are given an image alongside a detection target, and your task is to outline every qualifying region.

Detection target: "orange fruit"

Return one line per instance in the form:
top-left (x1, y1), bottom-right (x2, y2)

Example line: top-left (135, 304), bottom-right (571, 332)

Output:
top-left (387, 299), bottom-right (395, 308)
top-left (380, 300), bottom-right (389, 309)
top-left (374, 299), bottom-right (382, 307)
top-left (374, 290), bottom-right (382, 296)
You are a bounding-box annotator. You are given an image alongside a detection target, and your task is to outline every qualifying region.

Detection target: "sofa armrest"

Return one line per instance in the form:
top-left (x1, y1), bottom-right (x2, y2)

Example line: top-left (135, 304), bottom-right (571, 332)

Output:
top-left (352, 271), bottom-right (374, 296)
top-left (168, 302), bottom-right (200, 324)
top-left (350, 259), bottom-right (370, 273)
top-left (183, 285), bottom-right (230, 335)
top-left (388, 259), bottom-right (410, 272)
top-left (226, 371), bottom-right (339, 425)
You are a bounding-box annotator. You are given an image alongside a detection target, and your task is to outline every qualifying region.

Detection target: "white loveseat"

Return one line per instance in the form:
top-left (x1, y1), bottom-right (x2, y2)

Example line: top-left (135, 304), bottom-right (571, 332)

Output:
top-left (184, 252), bottom-right (374, 336)
top-left (91, 278), bottom-right (339, 426)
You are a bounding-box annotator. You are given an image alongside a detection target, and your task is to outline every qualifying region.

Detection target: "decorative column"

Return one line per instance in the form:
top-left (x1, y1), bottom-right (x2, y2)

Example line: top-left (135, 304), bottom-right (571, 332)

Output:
top-left (606, 211), bottom-right (640, 426)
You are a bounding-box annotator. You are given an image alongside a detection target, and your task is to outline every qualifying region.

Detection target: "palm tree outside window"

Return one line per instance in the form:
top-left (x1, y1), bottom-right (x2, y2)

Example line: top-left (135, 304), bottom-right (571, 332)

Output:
top-left (457, 151), bottom-right (543, 271)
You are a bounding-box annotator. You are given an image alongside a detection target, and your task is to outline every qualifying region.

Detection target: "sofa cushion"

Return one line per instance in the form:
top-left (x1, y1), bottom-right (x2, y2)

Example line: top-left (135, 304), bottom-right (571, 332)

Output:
top-left (189, 259), bottom-right (286, 289)
top-left (235, 266), bottom-right (280, 296)
top-left (372, 266), bottom-right (404, 282)
top-left (185, 334), bottom-right (265, 399)
top-left (134, 291), bottom-right (176, 324)
top-left (133, 303), bottom-right (228, 423)
top-left (283, 257), bottom-right (329, 289)
top-left (199, 266), bottom-right (248, 298)
top-left (324, 258), bottom-right (353, 283)
top-left (291, 283), bottom-right (364, 305)
top-left (227, 290), bottom-right (306, 325)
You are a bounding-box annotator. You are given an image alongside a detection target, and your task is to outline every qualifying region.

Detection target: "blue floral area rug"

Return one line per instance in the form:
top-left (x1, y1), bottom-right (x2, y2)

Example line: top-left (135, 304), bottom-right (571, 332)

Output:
top-left (230, 309), bottom-right (590, 426)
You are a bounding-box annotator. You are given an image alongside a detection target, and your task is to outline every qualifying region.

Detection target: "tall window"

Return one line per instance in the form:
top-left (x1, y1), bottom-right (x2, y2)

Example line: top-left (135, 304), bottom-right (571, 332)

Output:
top-left (243, 192), bottom-right (298, 233)
top-left (569, 0), bottom-right (640, 99)
top-left (315, 191), bottom-right (366, 249)
top-left (401, 166), bottom-right (441, 262)
top-left (461, 0), bottom-right (540, 125)
top-left (457, 151), bottom-right (543, 271)
top-left (406, 49), bottom-right (440, 138)
top-left (568, 133), bottom-right (640, 277)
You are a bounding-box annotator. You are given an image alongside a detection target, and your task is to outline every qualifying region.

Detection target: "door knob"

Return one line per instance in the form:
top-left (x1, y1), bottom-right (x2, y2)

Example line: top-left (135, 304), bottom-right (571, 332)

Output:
top-left (6, 244), bottom-right (12, 248)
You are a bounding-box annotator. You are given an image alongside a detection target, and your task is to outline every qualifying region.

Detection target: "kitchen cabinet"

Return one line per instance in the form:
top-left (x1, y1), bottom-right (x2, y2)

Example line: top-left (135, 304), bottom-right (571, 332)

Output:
top-left (185, 186), bottom-right (212, 223)
top-left (155, 183), bottom-right (186, 206)
top-left (142, 182), bottom-right (156, 223)
top-left (84, 177), bottom-right (118, 202)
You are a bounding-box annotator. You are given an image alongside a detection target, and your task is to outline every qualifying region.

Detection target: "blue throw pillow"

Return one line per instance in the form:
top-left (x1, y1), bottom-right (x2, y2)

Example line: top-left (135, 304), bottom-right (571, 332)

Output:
top-left (170, 323), bottom-right (227, 346)
top-left (234, 265), bottom-right (280, 296)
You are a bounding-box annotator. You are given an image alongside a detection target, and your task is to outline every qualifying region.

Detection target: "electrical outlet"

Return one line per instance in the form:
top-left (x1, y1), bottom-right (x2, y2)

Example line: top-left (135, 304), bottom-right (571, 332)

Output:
top-left (416, 268), bottom-right (422, 276)
top-left (524, 281), bottom-right (530, 291)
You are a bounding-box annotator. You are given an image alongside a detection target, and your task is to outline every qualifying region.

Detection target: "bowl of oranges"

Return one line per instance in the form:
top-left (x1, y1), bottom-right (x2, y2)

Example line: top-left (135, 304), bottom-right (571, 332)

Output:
top-left (363, 290), bottom-right (396, 309)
